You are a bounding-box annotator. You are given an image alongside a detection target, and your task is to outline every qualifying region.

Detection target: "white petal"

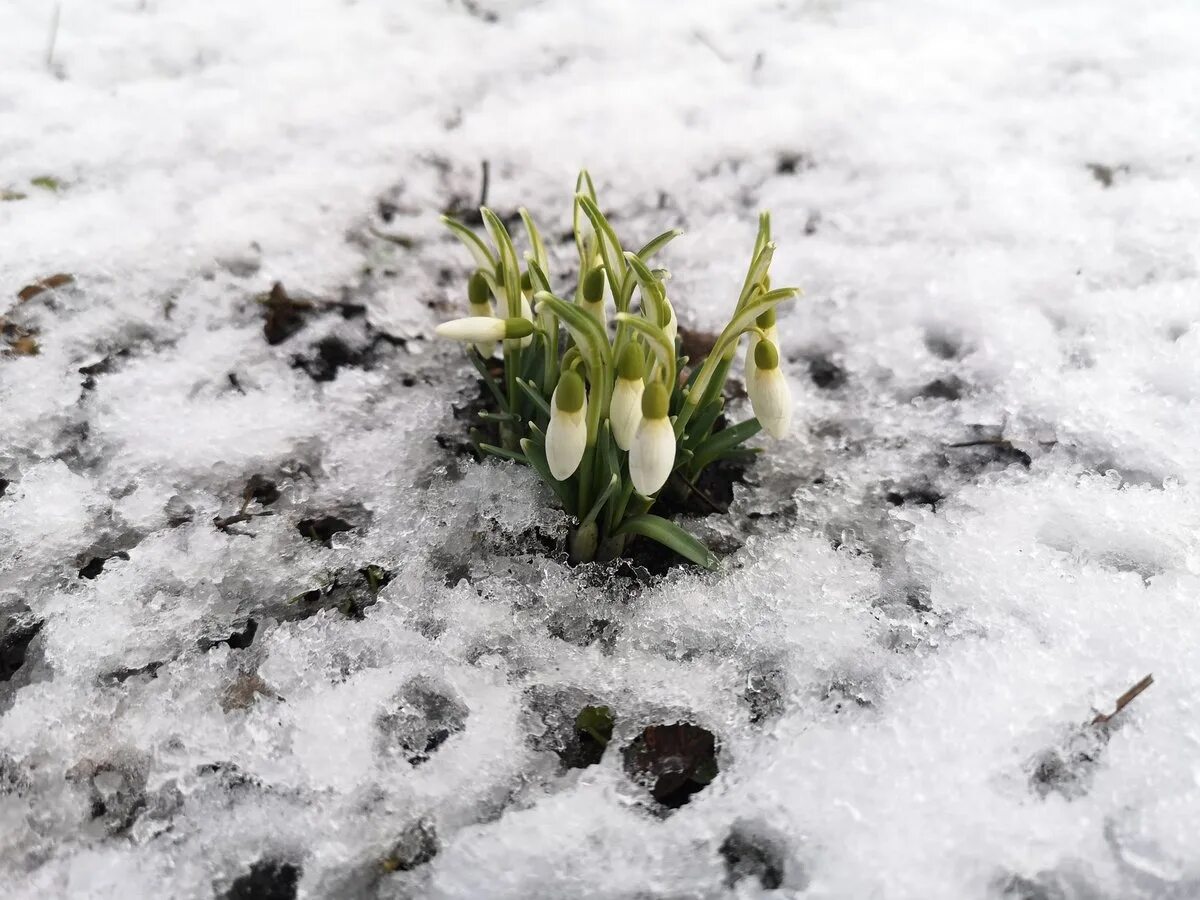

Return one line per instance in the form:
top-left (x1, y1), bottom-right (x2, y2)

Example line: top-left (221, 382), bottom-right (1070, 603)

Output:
top-left (748, 367), bottom-right (792, 438)
top-left (518, 295), bottom-right (535, 349)
top-left (629, 416), bottom-right (676, 495)
top-left (610, 377), bottom-right (644, 451)
top-left (663, 303), bottom-right (678, 347)
top-left (435, 317), bottom-right (506, 343)
top-left (546, 409), bottom-right (587, 480)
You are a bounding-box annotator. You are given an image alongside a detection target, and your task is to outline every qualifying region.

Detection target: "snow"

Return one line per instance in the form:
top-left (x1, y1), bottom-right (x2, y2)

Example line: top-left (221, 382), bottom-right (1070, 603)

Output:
top-left (2, 0), bottom-right (1200, 897)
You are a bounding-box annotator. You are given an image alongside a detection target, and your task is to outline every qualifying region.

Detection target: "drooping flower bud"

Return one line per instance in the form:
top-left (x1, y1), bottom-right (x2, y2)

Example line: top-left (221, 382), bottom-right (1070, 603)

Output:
top-left (629, 380), bottom-right (675, 495)
top-left (467, 271), bottom-right (497, 356)
top-left (747, 339), bottom-right (791, 438)
top-left (581, 266), bottom-right (608, 330)
top-left (743, 306), bottom-right (780, 393)
top-left (610, 343), bottom-right (645, 451)
top-left (435, 316), bottom-right (534, 344)
top-left (546, 370), bottom-right (587, 481)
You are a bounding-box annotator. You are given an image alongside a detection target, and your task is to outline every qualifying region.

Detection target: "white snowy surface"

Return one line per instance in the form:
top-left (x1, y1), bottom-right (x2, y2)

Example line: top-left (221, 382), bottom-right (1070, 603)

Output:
top-left (2, 0), bottom-right (1200, 898)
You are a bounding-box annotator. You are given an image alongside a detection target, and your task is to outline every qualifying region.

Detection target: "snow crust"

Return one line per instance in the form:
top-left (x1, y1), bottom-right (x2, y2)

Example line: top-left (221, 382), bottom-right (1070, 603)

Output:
top-left (2, 0), bottom-right (1199, 897)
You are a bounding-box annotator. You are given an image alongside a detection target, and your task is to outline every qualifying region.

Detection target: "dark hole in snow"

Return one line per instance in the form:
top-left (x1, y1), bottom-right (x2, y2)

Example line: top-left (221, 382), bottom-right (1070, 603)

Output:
top-left (376, 676), bottom-right (469, 766)
top-left (622, 722), bottom-right (719, 810)
top-left (775, 151), bottom-right (814, 175)
top-left (68, 758), bottom-right (150, 837)
top-left (296, 515), bottom-right (355, 547)
top-left (79, 349), bottom-right (131, 390)
top-left (1, 616), bottom-right (43, 682)
top-left (224, 859), bottom-right (301, 900)
top-left (101, 659), bottom-right (165, 685)
top-left (923, 331), bottom-right (962, 360)
top-left (917, 376), bottom-right (965, 402)
top-left (243, 474), bottom-right (280, 506)
top-left (720, 824), bottom-right (787, 890)
top-left (807, 355), bottom-right (847, 390)
top-left (885, 487), bottom-right (944, 511)
top-left (78, 551), bottom-right (129, 580)
top-left (804, 210), bottom-right (821, 235)
top-left (997, 872), bottom-right (1070, 900)
top-left (262, 282), bottom-right (309, 345)
top-left (291, 335), bottom-right (363, 382)
top-left (0, 477), bottom-right (8, 498)
top-left (200, 618), bottom-right (258, 652)
top-left (524, 688), bottom-right (615, 770)
top-left (743, 666), bottom-right (787, 724)
top-left (1086, 162), bottom-right (1129, 189)
top-left (381, 818), bottom-right (440, 873)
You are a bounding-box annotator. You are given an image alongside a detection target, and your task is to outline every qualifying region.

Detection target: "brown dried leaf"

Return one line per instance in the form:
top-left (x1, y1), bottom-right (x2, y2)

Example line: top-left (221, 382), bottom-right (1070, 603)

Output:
top-left (17, 273), bottom-right (75, 303)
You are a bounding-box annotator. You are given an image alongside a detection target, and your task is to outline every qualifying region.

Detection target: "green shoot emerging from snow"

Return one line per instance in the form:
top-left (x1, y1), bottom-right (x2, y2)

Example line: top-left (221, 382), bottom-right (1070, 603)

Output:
top-left (435, 171), bottom-right (800, 568)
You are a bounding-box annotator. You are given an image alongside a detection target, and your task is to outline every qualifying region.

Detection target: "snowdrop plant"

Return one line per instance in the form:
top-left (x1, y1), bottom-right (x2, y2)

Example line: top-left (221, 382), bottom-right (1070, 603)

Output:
top-left (435, 172), bottom-right (800, 567)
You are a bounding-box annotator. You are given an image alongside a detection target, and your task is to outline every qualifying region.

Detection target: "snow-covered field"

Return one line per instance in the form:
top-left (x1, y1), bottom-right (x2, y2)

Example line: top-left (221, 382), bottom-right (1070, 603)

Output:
top-left (2, 1), bottom-right (1199, 897)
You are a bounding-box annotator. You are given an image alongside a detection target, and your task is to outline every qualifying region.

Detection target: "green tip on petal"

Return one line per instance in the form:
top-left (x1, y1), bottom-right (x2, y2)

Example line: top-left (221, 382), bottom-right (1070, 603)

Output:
top-left (468, 271), bottom-right (491, 307)
top-left (641, 380), bottom-right (669, 419)
top-left (618, 343), bottom-right (644, 381)
top-left (582, 267), bottom-right (605, 303)
top-left (556, 370), bottom-right (585, 412)
top-left (754, 339), bottom-right (780, 370)
top-left (505, 317), bottom-right (535, 340)
top-left (755, 306), bottom-right (776, 328)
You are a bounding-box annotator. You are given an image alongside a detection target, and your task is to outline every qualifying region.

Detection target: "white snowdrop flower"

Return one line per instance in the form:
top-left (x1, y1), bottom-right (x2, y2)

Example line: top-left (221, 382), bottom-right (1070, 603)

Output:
top-left (581, 266), bottom-right (608, 330)
top-left (546, 370), bottom-right (587, 481)
top-left (629, 381), bottom-right (675, 495)
top-left (747, 339), bottom-right (791, 439)
top-left (467, 271), bottom-right (497, 356)
top-left (744, 307), bottom-right (780, 394)
top-left (662, 300), bottom-right (678, 347)
top-left (435, 316), bottom-right (533, 344)
top-left (610, 343), bottom-right (645, 451)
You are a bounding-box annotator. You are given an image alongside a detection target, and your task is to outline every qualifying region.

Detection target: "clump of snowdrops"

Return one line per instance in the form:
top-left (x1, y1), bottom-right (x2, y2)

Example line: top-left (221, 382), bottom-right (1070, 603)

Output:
top-left (435, 172), bottom-right (799, 568)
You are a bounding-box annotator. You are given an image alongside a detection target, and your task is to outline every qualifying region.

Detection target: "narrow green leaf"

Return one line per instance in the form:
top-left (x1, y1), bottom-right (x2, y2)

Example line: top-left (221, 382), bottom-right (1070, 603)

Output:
top-left (580, 475), bottom-right (619, 527)
top-left (477, 410), bottom-right (519, 423)
top-left (516, 378), bottom-right (551, 417)
top-left (690, 417), bottom-right (762, 474)
top-left (478, 443), bottom-right (528, 464)
top-left (623, 251), bottom-right (668, 327)
top-left (638, 228), bottom-right (684, 262)
top-left (466, 348), bottom-right (508, 410)
top-left (519, 207), bottom-right (549, 273)
top-left (712, 288), bottom-right (800, 361)
top-left (441, 215), bottom-right (496, 271)
top-left (735, 242), bottom-right (775, 313)
top-left (481, 208), bottom-right (522, 317)
top-left (577, 195), bottom-right (627, 305)
top-left (683, 400), bottom-right (725, 449)
top-left (614, 514), bottom-right (716, 569)
top-left (534, 291), bottom-right (611, 368)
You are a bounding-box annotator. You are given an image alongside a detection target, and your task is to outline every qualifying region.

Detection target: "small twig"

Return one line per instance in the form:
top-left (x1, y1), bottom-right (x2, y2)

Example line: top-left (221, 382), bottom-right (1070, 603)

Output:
top-left (478, 160), bottom-right (490, 210)
top-left (46, 4), bottom-right (61, 71)
top-left (1091, 674), bottom-right (1154, 727)
top-left (670, 473), bottom-right (724, 514)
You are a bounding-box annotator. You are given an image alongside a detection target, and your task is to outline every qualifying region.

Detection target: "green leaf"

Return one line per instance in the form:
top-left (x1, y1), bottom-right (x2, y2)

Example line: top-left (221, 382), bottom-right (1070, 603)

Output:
top-left (615, 313), bottom-right (674, 382)
top-left (31, 175), bottom-right (64, 192)
top-left (466, 348), bottom-right (508, 410)
top-left (712, 288), bottom-right (800, 362)
top-left (481, 208), bottom-right (522, 317)
top-left (519, 207), bottom-right (549, 273)
top-left (478, 443), bottom-right (528, 464)
top-left (690, 417), bottom-right (762, 474)
top-left (735, 242), bottom-right (775, 312)
top-left (580, 475), bottom-right (618, 528)
top-left (577, 195), bottom-right (628, 306)
top-left (521, 438), bottom-right (575, 514)
top-left (575, 705), bottom-right (614, 746)
top-left (637, 228), bottom-right (684, 262)
top-left (534, 291), bottom-right (611, 369)
top-left (683, 399), bottom-right (724, 449)
top-left (614, 514), bottom-right (716, 569)
top-left (623, 251), bottom-right (668, 327)
top-left (441, 215), bottom-right (497, 271)
top-left (516, 378), bottom-right (551, 417)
